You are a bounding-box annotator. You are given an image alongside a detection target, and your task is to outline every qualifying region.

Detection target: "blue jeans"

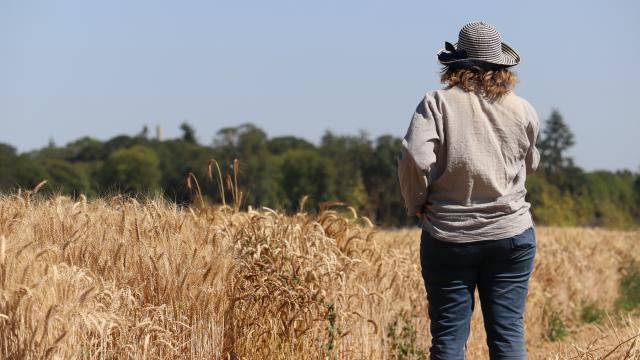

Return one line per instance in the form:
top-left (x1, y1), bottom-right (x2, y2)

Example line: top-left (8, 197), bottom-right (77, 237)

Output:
top-left (419, 227), bottom-right (536, 360)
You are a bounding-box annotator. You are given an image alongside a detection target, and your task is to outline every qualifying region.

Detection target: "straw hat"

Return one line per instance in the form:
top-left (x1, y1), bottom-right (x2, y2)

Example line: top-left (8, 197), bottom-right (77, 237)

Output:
top-left (437, 21), bottom-right (520, 67)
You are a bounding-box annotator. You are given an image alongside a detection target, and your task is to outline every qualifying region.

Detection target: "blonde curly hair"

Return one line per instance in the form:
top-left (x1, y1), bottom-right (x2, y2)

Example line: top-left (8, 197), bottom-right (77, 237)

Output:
top-left (440, 65), bottom-right (517, 102)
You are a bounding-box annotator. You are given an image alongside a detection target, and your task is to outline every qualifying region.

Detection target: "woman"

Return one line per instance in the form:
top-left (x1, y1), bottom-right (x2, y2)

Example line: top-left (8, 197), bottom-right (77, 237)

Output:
top-left (398, 21), bottom-right (540, 360)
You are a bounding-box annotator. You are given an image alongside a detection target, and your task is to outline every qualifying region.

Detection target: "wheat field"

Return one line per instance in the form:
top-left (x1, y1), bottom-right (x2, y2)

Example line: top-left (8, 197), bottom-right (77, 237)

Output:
top-left (1, 192), bottom-right (639, 359)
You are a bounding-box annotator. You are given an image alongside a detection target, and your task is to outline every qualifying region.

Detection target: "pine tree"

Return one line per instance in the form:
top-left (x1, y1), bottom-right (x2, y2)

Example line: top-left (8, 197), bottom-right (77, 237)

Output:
top-left (538, 110), bottom-right (575, 179)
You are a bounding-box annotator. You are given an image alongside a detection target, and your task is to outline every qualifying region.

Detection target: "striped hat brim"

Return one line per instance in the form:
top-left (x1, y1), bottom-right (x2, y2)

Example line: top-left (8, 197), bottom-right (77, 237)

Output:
top-left (437, 42), bottom-right (520, 67)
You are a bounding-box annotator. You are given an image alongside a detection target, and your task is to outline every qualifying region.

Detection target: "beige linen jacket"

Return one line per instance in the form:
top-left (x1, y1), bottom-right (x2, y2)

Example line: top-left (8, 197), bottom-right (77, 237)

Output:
top-left (398, 86), bottom-right (540, 242)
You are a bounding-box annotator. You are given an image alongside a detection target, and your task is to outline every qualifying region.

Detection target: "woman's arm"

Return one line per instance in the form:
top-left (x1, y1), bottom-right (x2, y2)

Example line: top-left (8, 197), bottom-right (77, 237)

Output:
top-left (398, 144), bottom-right (428, 216)
top-left (524, 104), bottom-right (541, 175)
top-left (398, 96), bottom-right (440, 216)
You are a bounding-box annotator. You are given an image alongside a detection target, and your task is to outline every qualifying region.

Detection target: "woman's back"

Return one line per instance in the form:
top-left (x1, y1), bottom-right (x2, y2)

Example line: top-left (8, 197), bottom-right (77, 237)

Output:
top-left (401, 21), bottom-right (540, 360)
top-left (410, 86), bottom-right (540, 242)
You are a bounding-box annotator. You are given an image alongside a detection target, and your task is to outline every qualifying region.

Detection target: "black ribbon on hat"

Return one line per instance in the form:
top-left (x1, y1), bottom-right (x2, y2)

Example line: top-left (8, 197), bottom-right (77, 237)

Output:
top-left (438, 41), bottom-right (468, 62)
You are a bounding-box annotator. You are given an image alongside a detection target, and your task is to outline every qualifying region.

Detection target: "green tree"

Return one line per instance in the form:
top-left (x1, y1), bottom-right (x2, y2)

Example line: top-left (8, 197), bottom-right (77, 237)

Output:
top-left (279, 148), bottom-right (336, 212)
top-left (12, 154), bottom-right (47, 190)
top-left (100, 145), bottom-right (162, 194)
top-left (149, 139), bottom-right (216, 203)
top-left (0, 144), bottom-right (18, 190)
top-left (64, 137), bottom-right (105, 162)
top-left (214, 123), bottom-right (284, 208)
top-left (556, 165), bottom-right (587, 194)
top-left (364, 135), bottom-right (410, 226)
top-left (634, 174), bottom-right (640, 219)
top-left (267, 136), bottom-right (314, 155)
top-left (526, 174), bottom-right (580, 226)
top-left (538, 110), bottom-right (575, 181)
top-left (180, 122), bottom-right (197, 144)
top-left (582, 171), bottom-right (637, 227)
top-left (320, 131), bottom-right (373, 211)
top-left (43, 159), bottom-right (92, 195)
top-left (103, 135), bottom-right (135, 156)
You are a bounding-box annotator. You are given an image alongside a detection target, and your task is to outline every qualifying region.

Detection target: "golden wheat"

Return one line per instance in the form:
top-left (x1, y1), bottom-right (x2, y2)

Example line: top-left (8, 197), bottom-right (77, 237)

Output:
top-left (0, 193), bottom-right (639, 359)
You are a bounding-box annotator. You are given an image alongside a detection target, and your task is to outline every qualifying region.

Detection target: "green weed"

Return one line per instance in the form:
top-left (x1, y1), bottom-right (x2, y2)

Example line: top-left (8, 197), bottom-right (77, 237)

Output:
top-left (580, 301), bottom-right (605, 324)
top-left (386, 313), bottom-right (426, 360)
top-left (546, 310), bottom-right (567, 342)
top-left (615, 261), bottom-right (640, 312)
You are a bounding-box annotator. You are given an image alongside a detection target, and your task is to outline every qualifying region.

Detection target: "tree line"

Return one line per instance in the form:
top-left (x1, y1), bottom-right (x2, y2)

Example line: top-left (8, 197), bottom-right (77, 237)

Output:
top-left (1, 110), bottom-right (639, 228)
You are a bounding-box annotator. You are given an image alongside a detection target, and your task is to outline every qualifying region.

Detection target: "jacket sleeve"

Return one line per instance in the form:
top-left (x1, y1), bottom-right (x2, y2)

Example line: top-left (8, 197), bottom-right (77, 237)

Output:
top-left (398, 96), bottom-right (440, 215)
top-left (524, 104), bottom-right (541, 175)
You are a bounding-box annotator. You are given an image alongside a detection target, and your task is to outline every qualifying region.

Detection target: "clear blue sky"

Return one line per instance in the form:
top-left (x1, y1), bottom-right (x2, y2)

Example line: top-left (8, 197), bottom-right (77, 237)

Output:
top-left (1, 0), bottom-right (639, 171)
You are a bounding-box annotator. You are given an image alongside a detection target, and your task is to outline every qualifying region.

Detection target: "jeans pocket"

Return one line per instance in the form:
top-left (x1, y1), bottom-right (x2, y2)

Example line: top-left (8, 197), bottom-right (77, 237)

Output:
top-left (510, 227), bottom-right (536, 250)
